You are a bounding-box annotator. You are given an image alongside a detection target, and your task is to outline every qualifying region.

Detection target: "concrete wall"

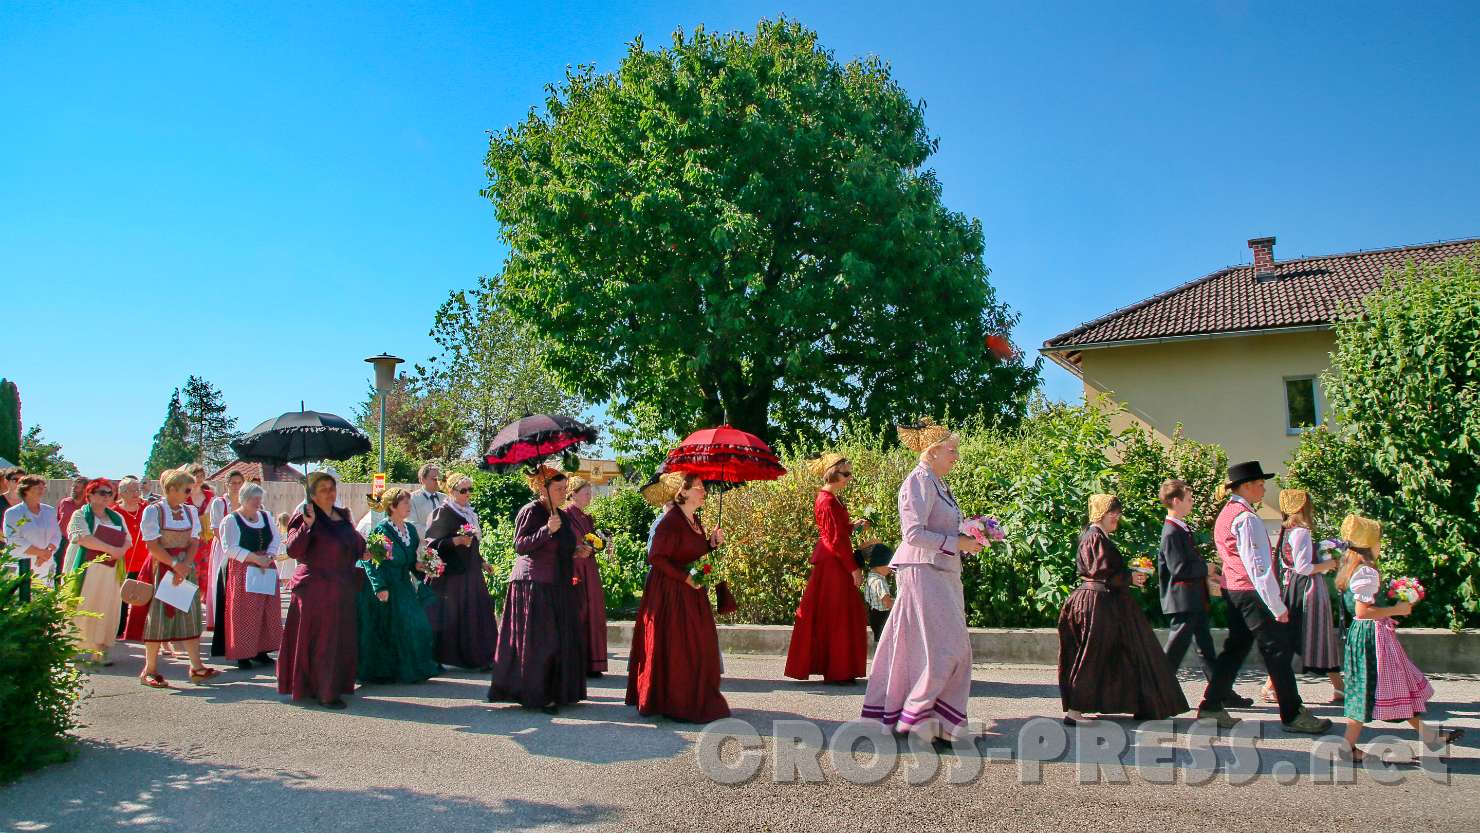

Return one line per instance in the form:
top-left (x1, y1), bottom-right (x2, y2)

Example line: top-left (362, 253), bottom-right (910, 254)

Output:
top-left (605, 622), bottom-right (1480, 674)
top-left (1074, 329), bottom-right (1337, 519)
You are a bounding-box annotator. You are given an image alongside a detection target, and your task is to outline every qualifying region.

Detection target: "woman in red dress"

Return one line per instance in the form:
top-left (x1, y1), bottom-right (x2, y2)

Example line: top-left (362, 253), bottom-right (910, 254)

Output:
top-left (277, 471), bottom-right (363, 708)
top-left (114, 476), bottom-right (153, 640)
top-left (626, 472), bottom-right (729, 723)
top-left (784, 453), bottom-right (869, 684)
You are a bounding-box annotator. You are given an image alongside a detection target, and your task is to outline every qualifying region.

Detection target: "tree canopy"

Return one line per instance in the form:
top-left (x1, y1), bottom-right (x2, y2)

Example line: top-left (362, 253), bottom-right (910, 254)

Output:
top-left (17, 425), bottom-right (79, 479)
top-left (181, 376), bottom-right (238, 468)
top-left (483, 18), bottom-right (1038, 443)
top-left (144, 389), bottom-right (194, 479)
top-left (0, 379), bottom-right (19, 464)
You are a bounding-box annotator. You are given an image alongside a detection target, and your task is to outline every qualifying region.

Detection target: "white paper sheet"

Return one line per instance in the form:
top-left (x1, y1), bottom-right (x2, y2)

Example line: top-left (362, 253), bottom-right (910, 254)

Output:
top-left (245, 565), bottom-right (278, 595)
top-left (154, 575), bottom-right (198, 612)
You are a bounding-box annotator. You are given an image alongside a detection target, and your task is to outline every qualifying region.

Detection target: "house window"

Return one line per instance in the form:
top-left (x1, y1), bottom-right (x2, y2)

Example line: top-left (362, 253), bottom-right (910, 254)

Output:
top-left (1284, 377), bottom-right (1320, 433)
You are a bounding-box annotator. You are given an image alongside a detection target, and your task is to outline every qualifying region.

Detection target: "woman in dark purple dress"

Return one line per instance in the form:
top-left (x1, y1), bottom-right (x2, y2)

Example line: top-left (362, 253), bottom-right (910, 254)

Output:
top-left (278, 472), bottom-right (363, 709)
top-left (564, 477), bottom-right (608, 676)
top-left (424, 472), bottom-right (498, 670)
top-left (488, 467), bottom-right (587, 712)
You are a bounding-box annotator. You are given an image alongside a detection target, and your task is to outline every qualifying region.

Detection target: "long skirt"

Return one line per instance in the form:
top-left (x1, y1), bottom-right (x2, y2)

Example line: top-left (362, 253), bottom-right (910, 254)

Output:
top-left (489, 580), bottom-right (587, 707)
top-left (143, 559), bottom-right (203, 643)
top-left (74, 563), bottom-right (123, 656)
top-left (357, 579), bottom-right (440, 685)
top-left (784, 557), bottom-right (868, 682)
top-left (860, 564), bottom-right (972, 740)
top-left (209, 561), bottom-right (229, 657)
top-left (626, 572), bottom-right (729, 723)
top-left (1344, 618), bottom-right (1433, 723)
top-left (426, 567), bottom-right (498, 670)
top-left (574, 555), bottom-right (608, 672)
top-left (224, 561), bottom-right (283, 660)
top-left (1057, 584), bottom-right (1188, 718)
top-left (1286, 573), bottom-right (1342, 673)
top-left (277, 572), bottom-right (358, 702)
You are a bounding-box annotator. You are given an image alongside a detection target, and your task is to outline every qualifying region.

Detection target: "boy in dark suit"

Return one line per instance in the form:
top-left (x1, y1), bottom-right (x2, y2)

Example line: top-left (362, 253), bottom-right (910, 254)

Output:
top-left (1157, 479), bottom-right (1250, 707)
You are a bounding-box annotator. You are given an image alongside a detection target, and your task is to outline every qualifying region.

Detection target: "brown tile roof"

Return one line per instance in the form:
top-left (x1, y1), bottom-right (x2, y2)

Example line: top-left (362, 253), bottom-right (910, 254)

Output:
top-left (209, 460), bottom-right (304, 483)
top-left (1043, 237), bottom-right (1479, 351)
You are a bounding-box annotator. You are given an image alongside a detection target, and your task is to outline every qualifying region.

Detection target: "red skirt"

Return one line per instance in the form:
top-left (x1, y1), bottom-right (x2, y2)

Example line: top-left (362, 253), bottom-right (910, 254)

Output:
top-left (277, 570), bottom-right (358, 702)
top-left (784, 557), bottom-right (868, 682)
top-left (225, 560), bottom-right (283, 659)
top-left (626, 572), bottom-right (729, 723)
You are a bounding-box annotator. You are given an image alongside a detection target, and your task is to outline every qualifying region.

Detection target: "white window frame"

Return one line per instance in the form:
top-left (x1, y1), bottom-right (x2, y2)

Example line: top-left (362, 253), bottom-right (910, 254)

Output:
top-left (1283, 375), bottom-right (1322, 435)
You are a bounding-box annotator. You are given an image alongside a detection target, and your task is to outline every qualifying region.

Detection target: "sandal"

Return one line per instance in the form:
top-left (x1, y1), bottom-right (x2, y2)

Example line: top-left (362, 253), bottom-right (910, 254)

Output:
top-left (1347, 746), bottom-right (1366, 765)
top-left (1260, 686), bottom-right (1279, 704)
top-left (1329, 689), bottom-right (1345, 704)
top-left (189, 667), bottom-right (223, 683)
top-left (139, 673), bottom-right (170, 689)
top-left (1425, 728), bottom-right (1465, 749)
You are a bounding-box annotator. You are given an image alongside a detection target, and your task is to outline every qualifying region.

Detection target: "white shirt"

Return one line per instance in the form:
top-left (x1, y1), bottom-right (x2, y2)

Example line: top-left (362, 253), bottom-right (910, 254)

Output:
top-left (3, 502), bottom-right (62, 576)
top-left (1348, 565), bottom-right (1381, 604)
top-left (140, 502), bottom-right (201, 541)
top-left (1230, 496), bottom-right (1287, 619)
top-left (218, 510), bottom-right (283, 562)
top-left (1283, 526), bottom-right (1317, 577)
top-left (863, 571), bottom-right (893, 611)
top-left (410, 489), bottom-right (444, 534)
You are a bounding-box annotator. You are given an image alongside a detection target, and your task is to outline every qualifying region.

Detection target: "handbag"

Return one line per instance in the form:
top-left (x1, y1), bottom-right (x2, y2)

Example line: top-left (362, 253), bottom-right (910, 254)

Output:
top-left (121, 578), bottom-right (154, 606)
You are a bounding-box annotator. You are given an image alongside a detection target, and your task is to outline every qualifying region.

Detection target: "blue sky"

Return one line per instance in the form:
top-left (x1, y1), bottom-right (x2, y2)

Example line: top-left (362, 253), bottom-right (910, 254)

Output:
top-left (3, 1), bottom-right (1476, 476)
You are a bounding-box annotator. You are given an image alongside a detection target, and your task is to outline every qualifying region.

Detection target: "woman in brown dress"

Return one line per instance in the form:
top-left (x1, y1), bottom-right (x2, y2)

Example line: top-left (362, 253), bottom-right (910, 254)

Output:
top-left (1058, 493), bottom-right (1188, 724)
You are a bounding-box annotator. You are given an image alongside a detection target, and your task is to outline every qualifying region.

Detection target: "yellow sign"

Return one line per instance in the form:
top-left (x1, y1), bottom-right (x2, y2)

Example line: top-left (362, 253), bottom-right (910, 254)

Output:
top-left (372, 472), bottom-right (386, 493)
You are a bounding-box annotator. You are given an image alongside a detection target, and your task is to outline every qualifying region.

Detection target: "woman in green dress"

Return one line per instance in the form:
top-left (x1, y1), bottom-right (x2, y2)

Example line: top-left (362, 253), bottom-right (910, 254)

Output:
top-left (356, 487), bottom-right (441, 685)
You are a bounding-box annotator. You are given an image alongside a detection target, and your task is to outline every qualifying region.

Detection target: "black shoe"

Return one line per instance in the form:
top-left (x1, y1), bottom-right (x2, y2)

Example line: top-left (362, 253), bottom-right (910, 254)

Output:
top-left (1225, 694), bottom-right (1255, 708)
top-left (254, 652), bottom-right (275, 664)
top-left (586, 671), bottom-right (604, 679)
top-left (235, 659), bottom-right (254, 670)
top-left (541, 705), bottom-right (559, 715)
top-left (321, 700), bottom-right (347, 710)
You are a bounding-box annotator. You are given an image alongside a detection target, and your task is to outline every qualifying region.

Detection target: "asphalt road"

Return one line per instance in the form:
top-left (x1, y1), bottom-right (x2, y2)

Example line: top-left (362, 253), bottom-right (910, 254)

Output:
top-left (3, 645), bottom-right (1477, 833)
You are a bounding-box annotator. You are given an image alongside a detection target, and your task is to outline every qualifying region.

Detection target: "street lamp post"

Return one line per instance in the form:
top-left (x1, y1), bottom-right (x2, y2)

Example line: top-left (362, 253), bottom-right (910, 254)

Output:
top-left (363, 353), bottom-right (404, 483)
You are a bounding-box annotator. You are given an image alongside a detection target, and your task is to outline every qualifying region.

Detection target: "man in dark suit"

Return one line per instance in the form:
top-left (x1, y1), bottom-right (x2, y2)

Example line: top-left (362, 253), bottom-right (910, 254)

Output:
top-left (1157, 479), bottom-right (1252, 707)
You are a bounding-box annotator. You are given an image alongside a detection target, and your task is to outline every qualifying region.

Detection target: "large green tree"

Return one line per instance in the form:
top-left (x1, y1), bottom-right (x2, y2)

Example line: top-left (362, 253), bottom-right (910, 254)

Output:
top-left (17, 425), bottom-right (79, 479)
top-left (420, 274), bottom-right (588, 455)
top-left (143, 390), bottom-right (194, 479)
top-left (483, 18), bottom-right (1039, 443)
top-left (180, 375), bottom-right (238, 468)
top-left (1286, 249), bottom-right (1480, 629)
top-left (0, 379), bottom-right (19, 464)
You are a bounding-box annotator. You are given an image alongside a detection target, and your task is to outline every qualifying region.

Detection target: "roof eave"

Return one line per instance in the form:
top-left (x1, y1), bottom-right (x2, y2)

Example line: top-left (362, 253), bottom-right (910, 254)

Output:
top-left (1040, 323), bottom-right (1335, 371)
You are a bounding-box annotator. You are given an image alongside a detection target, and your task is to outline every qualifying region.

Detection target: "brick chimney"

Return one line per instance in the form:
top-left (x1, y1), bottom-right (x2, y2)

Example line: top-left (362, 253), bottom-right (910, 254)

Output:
top-left (1249, 236), bottom-right (1276, 280)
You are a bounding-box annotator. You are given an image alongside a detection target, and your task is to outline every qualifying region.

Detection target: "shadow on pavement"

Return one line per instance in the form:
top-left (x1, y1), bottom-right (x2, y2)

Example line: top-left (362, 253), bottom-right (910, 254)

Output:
top-left (0, 742), bottom-right (620, 833)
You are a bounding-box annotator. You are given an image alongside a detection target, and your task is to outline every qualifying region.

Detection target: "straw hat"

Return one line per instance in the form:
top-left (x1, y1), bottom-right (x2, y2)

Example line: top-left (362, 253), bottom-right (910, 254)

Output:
top-left (1088, 493), bottom-right (1121, 524)
top-left (1340, 514), bottom-right (1382, 550)
top-left (1278, 488), bottom-right (1310, 516)
top-left (807, 452), bottom-right (848, 478)
top-left (641, 471), bottom-right (687, 508)
top-left (897, 418), bottom-right (953, 454)
top-left (305, 470), bottom-right (337, 496)
top-left (525, 465), bottom-right (565, 494)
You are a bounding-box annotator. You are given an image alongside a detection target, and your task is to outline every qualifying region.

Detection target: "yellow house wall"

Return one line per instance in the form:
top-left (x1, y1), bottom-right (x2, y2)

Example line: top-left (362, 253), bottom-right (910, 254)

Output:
top-left (1073, 329), bottom-right (1337, 518)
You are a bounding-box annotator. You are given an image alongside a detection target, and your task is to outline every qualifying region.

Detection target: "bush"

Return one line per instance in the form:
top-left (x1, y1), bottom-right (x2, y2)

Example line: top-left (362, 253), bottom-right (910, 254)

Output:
top-left (1286, 250), bottom-right (1480, 630)
top-left (713, 400), bottom-right (1226, 627)
top-left (0, 567), bottom-right (87, 782)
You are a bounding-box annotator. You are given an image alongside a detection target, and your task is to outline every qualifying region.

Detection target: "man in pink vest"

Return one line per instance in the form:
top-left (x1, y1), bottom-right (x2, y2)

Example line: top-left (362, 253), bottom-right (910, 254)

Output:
top-left (1196, 461), bottom-right (1332, 734)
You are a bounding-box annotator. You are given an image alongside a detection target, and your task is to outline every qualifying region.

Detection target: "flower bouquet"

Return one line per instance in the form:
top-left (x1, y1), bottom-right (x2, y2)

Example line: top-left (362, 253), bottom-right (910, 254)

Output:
top-left (1387, 576), bottom-right (1426, 605)
top-left (1318, 539), bottom-right (1348, 562)
top-left (365, 531), bottom-right (393, 564)
top-left (418, 547), bottom-right (446, 579)
top-left (1129, 555), bottom-right (1155, 575)
top-left (689, 554), bottom-right (718, 587)
top-left (459, 522), bottom-right (479, 539)
top-left (584, 532), bottom-right (606, 552)
top-left (960, 515), bottom-right (1006, 548)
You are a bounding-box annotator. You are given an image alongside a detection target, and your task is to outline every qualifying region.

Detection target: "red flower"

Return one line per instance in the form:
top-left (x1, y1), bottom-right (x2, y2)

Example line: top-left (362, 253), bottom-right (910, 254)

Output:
top-left (572, 576), bottom-right (581, 586)
top-left (701, 564), bottom-right (713, 574)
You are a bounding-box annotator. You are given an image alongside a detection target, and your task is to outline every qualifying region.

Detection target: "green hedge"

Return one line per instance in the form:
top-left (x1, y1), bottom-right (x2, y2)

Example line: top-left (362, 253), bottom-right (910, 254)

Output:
top-left (0, 566), bottom-right (87, 782)
top-left (715, 400), bottom-right (1226, 626)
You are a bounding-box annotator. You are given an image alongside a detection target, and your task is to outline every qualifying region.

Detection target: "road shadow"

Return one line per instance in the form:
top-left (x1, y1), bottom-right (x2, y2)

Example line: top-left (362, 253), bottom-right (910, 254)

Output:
top-left (0, 742), bottom-right (620, 833)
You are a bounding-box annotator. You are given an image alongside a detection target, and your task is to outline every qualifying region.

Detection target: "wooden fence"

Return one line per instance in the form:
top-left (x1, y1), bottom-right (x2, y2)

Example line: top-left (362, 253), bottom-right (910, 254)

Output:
top-left (39, 479), bottom-right (414, 526)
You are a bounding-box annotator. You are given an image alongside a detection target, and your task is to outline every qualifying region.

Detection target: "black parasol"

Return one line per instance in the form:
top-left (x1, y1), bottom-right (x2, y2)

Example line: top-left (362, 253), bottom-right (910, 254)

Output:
top-left (231, 410), bottom-right (372, 466)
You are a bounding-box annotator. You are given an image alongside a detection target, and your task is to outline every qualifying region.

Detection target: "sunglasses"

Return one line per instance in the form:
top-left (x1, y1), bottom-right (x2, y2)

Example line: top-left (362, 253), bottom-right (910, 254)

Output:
top-left (94, 490), bottom-right (114, 497)
top-left (453, 487), bottom-right (472, 494)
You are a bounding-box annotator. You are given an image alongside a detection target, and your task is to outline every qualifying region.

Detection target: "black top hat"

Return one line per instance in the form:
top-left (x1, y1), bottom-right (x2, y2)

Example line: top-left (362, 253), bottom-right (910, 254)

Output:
top-left (1225, 460), bottom-right (1275, 488)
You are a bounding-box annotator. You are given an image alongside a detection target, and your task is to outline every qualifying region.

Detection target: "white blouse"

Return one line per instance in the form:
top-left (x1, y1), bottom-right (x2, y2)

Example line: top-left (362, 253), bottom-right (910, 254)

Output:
top-left (1348, 565), bottom-right (1381, 604)
top-left (3, 502), bottom-right (62, 576)
top-left (1285, 527), bottom-right (1316, 576)
top-left (218, 510), bottom-right (283, 561)
top-left (140, 502), bottom-right (201, 541)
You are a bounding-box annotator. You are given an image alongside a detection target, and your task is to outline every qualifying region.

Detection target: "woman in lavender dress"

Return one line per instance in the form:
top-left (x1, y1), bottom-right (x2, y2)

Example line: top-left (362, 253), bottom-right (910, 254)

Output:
top-left (859, 420), bottom-right (983, 741)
